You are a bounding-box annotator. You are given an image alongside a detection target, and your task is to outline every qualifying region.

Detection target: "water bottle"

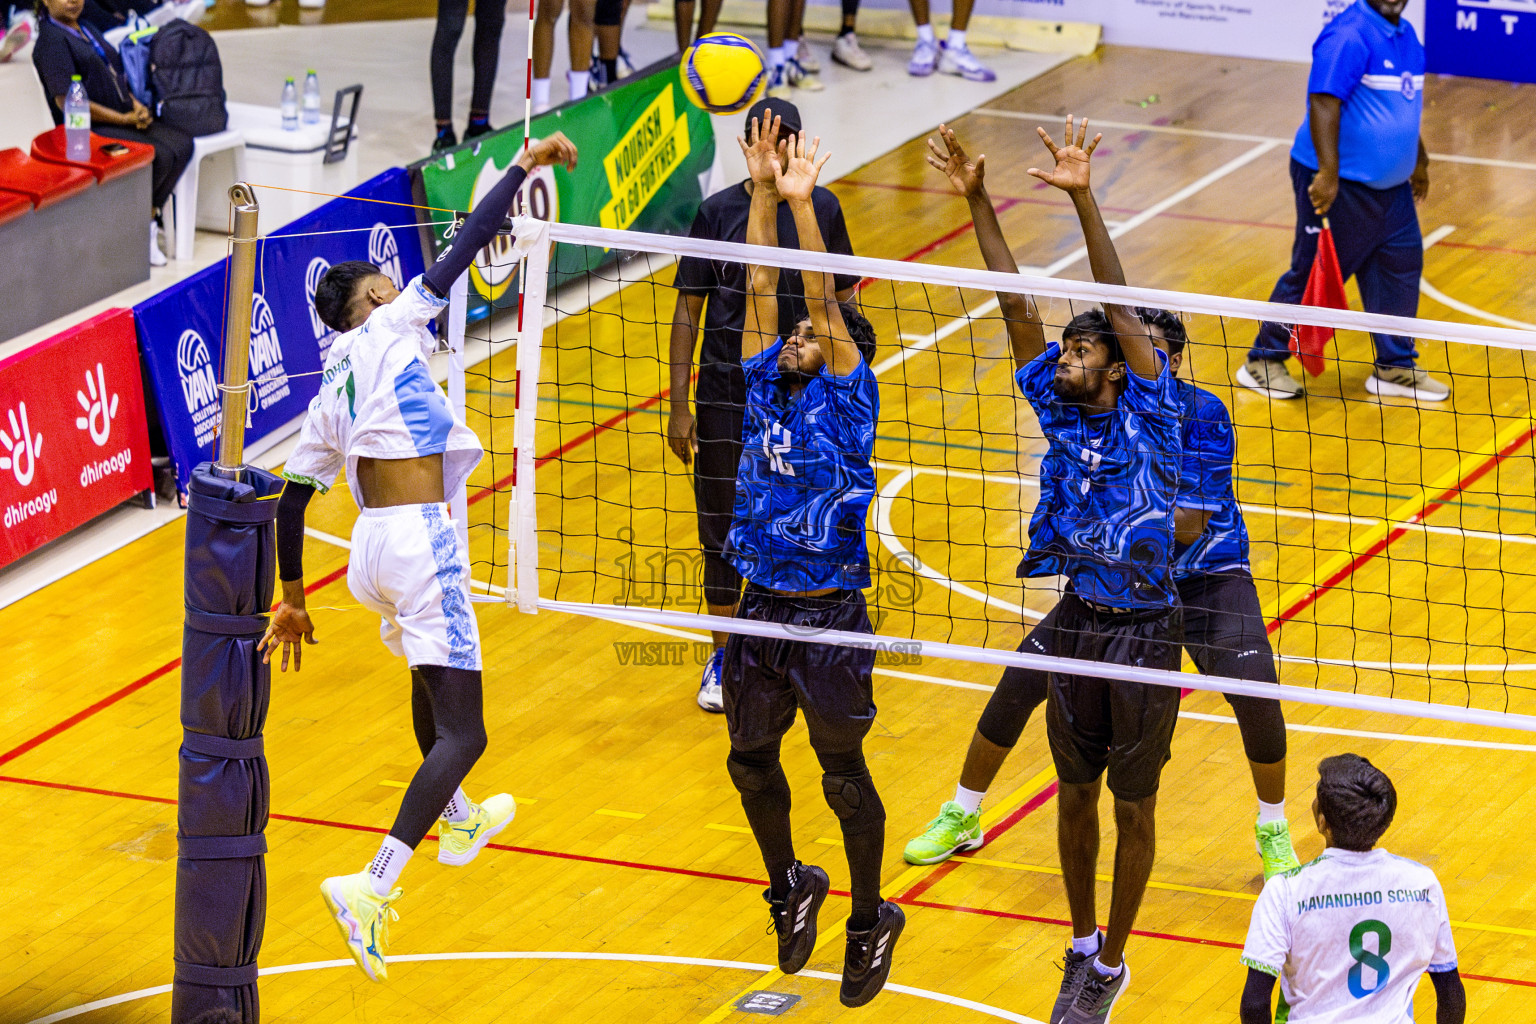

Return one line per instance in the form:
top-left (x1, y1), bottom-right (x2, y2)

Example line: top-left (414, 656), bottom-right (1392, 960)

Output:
top-left (281, 76), bottom-right (298, 131)
top-left (302, 70), bottom-right (321, 125)
top-left (64, 75), bottom-right (91, 161)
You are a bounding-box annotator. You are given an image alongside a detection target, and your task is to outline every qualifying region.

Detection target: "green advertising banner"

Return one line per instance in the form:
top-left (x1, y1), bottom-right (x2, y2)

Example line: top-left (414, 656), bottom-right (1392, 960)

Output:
top-left (413, 58), bottom-right (719, 320)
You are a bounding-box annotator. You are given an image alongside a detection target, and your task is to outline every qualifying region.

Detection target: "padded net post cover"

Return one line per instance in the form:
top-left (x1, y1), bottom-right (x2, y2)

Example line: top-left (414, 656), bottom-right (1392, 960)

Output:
top-left (174, 464), bottom-right (283, 1024)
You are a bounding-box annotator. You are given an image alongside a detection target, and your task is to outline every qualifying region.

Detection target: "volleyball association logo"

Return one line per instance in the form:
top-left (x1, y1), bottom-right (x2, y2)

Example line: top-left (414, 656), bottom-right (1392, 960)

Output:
top-left (369, 224), bottom-right (404, 289)
top-left (177, 329), bottom-right (218, 418)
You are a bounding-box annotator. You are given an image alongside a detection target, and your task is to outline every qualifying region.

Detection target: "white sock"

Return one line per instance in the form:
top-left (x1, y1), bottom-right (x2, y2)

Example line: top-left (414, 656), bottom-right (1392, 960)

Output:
top-left (567, 70), bottom-right (590, 100)
top-left (1071, 931), bottom-right (1102, 956)
top-left (442, 788), bottom-right (472, 823)
top-left (531, 77), bottom-right (551, 108)
top-left (1092, 954), bottom-right (1124, 978)
top-left (953, 784), bottom-right (985, 815)
top-left (916, 23), bottom-right (936, 45)
top-left (947, 28), bottom-right (967, 50)
top-left (768, 44), bottom-right (787, 69)
top-left (1258, 799), bottom-right (1287, 826)
top-left (366, 836), bottom-right (413, 896)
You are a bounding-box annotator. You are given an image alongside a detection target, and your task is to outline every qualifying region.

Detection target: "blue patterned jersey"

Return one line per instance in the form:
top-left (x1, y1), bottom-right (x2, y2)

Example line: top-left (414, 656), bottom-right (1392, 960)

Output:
top-left (725, 339), bottom-right (880, 591)
top-left (1173, 381), bottom-right (1250, 579)
top-left (1017, 343), bottom-right (1182, 608)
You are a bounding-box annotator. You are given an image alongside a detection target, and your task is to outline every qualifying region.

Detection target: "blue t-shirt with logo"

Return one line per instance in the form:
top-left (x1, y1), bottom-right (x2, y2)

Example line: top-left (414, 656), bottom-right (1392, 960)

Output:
top-left (1291, 0), bottom-right (1424, 189)
top-left (726, 339), bottom-right (880, 592)
top-left (1017, 344), bottom-right (1182, 609)
top-left (1172, 380), bottom-right (1249, 580)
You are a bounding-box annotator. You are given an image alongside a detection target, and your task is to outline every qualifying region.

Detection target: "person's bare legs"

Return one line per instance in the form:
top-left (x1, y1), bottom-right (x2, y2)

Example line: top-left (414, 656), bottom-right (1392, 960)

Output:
top-left (709, 601), bottom-right (737, 649)
top-left (767, 0), bottom-right (789, 50)
top-left (958, 730), bottom-right (1011, 792)
top-left (1057, 779), bottom-right (1101, 942)
top-left (533, 0), bottom-right (564, 79)
top-left (1249, 758), bottom-right (1286, 806)
top-left (673, 0), bottom-right (694, 50)
top-left (1100, 793), bottom-right (1157, 968)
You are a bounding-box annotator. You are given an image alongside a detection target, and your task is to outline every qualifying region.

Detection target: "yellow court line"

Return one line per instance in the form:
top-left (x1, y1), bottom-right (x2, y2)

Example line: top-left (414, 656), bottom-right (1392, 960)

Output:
top-left (695, 766), bottom-right (1058, 1023)
top-left (705, 823), bottom-right (752, 834)
top-left (379, 780), bottom-right (408, 789)
top-left (950, 856), bottom-right (1536, 938)
top-left (595, 808), bottom-right (646, 819)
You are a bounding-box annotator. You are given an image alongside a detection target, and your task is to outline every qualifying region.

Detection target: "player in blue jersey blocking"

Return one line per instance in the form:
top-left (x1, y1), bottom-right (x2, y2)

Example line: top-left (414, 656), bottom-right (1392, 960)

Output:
top-left (903, 135), bottom-right (1301, 880)
top-left (719, 115), bottom-right (903, 1008)
top-left (912, 118), bottom-right (1183, 1022)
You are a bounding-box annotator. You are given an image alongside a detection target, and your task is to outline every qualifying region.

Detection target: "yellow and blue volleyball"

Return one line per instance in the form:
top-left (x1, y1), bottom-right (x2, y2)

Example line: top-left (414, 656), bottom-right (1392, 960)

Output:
top-left (680, 32), bottom-right (767, 115)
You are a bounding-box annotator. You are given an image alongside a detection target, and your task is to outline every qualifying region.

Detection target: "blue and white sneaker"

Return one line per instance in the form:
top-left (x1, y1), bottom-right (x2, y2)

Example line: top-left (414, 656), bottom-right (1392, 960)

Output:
top-left (907, 37), bottom-right (939, 76)
top-left (698, 647), bottom-right (725, 713)
top-left (939, 42), bottom-right (996, 82)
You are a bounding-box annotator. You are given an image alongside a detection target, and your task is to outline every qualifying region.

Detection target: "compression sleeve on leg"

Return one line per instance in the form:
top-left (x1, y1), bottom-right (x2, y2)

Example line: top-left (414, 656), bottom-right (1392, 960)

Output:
top-left (276, 480), bottom-right (316, 582)
top-left (423, 164), bottom-right (530, 298)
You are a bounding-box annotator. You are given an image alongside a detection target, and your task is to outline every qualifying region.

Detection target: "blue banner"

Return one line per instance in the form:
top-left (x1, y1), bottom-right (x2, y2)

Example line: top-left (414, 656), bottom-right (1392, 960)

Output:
top-left (1425, 0), bottom-right (1536, 85)
top-left (136, 168), bottom-right (427, 492)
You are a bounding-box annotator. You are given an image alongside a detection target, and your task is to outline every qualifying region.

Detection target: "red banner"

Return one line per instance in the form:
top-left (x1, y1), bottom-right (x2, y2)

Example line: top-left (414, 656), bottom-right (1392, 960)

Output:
top-left (0, 308), bottom-right (153, 567)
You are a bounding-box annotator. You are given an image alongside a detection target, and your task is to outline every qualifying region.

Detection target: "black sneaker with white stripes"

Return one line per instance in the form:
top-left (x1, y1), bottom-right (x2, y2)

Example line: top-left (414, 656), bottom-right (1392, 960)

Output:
top-left (839, 900), bottom-right (905, 1007)
top-left (765, 862), bottom-right (829, 974)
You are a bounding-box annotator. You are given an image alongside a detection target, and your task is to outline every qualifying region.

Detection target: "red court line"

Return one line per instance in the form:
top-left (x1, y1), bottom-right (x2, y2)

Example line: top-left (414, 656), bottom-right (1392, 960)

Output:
top-left (3, 771), bottom-right (1531, 990)
top-left (1270, 424), bottom-right (1536, 630)
top-left (0, 563), bottom-right (352, 770)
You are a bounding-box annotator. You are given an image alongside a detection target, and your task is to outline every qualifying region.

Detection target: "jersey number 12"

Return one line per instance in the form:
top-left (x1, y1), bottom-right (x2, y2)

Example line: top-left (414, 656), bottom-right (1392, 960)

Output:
top-left (765, 423), bottom-right (795, 477)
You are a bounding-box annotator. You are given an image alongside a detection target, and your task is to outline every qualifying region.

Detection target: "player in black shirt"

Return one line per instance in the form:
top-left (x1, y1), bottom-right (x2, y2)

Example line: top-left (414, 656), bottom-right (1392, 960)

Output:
top-left (667, 97), bottom-right (858, 714)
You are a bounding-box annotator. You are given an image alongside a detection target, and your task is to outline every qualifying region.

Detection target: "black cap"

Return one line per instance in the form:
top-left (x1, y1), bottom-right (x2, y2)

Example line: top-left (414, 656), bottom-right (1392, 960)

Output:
top-left (744, 98), bottom-right (802, 138)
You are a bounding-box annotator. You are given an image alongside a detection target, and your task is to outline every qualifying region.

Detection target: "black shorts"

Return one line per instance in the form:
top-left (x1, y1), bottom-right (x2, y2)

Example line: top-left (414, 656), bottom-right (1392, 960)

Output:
top-left (694, 402), bottom-right (745, 607)
top-left (722, 584), bottom-right (877, 756)
top-left (1178, 571), bottom-right (1287, 764)
top-left (1044, 593), bottom-right (1183, 802)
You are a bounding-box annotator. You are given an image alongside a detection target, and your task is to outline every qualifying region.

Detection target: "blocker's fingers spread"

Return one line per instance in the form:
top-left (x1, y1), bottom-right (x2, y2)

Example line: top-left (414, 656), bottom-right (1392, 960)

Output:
top-left (1085, 132), bottom-right (1102, 157)
top-left (1037, 125), bottom-right (1059, 155)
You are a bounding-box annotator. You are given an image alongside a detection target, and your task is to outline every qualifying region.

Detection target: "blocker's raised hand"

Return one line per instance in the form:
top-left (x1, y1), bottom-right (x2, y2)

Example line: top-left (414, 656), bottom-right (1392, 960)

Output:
top-left (772, 131), bottom-right (830, 204)
top-left (1027, 114), bottom-right (1103, 194)
top-left (737, 113), bottom-right (783, 186)
top-left (926, 124), bottom-right (987, 199)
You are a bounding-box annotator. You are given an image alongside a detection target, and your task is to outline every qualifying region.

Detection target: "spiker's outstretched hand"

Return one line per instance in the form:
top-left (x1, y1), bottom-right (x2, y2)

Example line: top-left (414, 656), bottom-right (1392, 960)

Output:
top-left (1027, 115), bottom-right (1102, 194)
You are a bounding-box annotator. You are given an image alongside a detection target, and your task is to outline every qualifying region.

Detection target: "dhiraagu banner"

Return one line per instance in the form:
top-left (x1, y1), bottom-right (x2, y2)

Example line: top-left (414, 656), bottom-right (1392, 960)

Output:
top-left (412, 57), bottom-right (719, 321)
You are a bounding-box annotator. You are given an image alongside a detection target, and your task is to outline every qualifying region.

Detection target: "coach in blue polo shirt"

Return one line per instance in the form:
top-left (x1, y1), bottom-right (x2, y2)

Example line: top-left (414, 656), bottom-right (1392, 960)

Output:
top-left (1239, 0), bottom-right (1448, 403)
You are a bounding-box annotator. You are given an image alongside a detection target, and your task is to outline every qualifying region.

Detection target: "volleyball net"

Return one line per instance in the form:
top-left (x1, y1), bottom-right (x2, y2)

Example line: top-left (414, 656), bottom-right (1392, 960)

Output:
top-left (446, 219), bottom-right (1536, 732)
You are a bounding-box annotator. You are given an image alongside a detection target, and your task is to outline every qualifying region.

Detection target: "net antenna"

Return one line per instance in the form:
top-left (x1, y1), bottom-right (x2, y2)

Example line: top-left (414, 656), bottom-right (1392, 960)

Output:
top-left (494, 220), bottom-right (1536, 734)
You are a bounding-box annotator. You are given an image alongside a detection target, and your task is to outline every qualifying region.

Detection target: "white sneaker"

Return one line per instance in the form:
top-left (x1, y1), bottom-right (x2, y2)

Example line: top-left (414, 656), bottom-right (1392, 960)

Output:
top-left (1236, 358), bottom-right (1304, 399)
top-left (831, 32), bottom-right (872, 71)
top-left (793, 37), bottom-right (820, 73)
top-left (1365, 365), bottom-right (1450, 402)
top-left (297, 0), bottom-right (326, 9)
top-left (149, 220), bottom-right (167, 267)
top-left (785, 57), bottom-right (823, 92)
top-left (939, 42), bottom-right (996, 82)
top-left (908, 37), bottom-right (939, 76)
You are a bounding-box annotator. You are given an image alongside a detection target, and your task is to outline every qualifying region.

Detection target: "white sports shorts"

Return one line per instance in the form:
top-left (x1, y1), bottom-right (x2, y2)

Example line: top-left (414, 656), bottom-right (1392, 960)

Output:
top-left (348, 502), bottom-right (482, 670)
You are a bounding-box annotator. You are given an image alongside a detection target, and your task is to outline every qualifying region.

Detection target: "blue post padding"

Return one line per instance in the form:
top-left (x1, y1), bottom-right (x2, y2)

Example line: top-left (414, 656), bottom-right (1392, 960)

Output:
top-left (175, 463), bottom-right (284, 1024)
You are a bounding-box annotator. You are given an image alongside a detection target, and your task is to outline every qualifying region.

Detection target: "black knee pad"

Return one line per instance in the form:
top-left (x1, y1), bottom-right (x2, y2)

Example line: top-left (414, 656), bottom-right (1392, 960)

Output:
top-left (703, 554), bottom-right (743, 609)
top-left (727, 748), bottom-right (787, 795)
top-left (821, 771), bottom-right (886, 836)
top-left (1225, 695), bottom-right (1287, 765)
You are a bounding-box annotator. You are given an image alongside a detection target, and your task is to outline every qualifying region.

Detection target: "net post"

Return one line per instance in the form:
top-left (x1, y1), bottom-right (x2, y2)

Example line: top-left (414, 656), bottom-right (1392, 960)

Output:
top-left (512, 225), bottom-right (552, 614)
top-left (214, 183), bottom-right (259, 479)
top-left (447, 270), bottom-right (470, 554)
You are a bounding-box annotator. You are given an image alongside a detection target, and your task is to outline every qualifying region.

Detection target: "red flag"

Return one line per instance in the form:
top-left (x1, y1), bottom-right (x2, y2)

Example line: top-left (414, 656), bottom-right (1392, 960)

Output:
top-left (1288, 219), bottom-right (1349, 377)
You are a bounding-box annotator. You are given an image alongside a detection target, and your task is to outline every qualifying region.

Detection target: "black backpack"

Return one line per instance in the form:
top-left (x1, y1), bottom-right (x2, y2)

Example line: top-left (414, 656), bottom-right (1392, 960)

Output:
top-left (150, 19), bottom-right (228, 136)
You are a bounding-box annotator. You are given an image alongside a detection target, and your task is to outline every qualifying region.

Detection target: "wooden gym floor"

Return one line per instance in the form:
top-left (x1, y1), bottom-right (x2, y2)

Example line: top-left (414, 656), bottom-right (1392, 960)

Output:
top-left (6, 46), bottom-right (1536, 1024)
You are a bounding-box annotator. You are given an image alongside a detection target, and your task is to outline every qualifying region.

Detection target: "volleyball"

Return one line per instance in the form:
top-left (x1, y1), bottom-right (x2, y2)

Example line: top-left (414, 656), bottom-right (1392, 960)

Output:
top-left (680, 32), bottom-right (767, 115)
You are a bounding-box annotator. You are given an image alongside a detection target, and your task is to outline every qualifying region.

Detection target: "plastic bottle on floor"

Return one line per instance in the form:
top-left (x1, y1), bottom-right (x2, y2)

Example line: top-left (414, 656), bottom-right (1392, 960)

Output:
top-left (302, 69), bottom-right (321, 124)
top-left (281, 76), bottom-right (298, 130)
top-left (65, 75), bottom-right (90, 160)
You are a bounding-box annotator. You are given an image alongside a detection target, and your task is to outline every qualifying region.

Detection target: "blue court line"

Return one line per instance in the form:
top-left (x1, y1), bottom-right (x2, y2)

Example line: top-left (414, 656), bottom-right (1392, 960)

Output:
top-left (468, 388), bottom-right (1536, 516)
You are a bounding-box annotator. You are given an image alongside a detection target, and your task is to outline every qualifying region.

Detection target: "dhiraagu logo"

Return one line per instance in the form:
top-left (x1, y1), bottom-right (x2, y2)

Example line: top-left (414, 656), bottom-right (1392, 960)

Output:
top-left (601, 86), bottom-right (691, 230)
top-left (466, 153), bottom-right (559, 304)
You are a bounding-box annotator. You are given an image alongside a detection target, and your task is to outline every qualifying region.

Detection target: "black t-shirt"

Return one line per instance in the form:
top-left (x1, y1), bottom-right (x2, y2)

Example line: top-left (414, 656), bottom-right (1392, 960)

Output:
top-left (674, 182), bottom-right (856, 409)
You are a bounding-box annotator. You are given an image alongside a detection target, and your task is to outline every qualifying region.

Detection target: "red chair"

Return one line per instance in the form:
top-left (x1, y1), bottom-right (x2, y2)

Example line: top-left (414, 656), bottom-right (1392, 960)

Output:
top-left (0, 191), bottom-right (31, 227)
top-left (30, 128), bottom-right (155, 184)
top-left (0, 147), bottom-right (94, 210)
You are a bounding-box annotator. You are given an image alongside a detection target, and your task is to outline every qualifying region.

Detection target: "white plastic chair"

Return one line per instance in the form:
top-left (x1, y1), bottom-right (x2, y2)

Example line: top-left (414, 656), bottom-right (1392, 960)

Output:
top-left (167, 127), bottom-right (245, 260)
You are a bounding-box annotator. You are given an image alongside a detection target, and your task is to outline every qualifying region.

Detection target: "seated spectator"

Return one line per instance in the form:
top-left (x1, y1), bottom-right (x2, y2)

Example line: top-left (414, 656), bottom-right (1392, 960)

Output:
top-left (31, 0), bottom-right (193, 265)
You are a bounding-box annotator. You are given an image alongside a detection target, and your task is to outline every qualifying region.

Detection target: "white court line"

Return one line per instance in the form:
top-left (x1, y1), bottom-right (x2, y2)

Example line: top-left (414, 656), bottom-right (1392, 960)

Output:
top-left (1421, 224), bottom-right (1536, 331)
top-left (972, 110), bottom-right (1536, 173)
top-left (870, 140), bottom-right (1281, 376)
top-left (21, 952), bottom-right (1043, 1024)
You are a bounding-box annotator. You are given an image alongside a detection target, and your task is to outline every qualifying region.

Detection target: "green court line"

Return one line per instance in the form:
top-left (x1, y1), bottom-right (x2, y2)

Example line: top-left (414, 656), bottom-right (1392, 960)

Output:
top-left (469, 388), bottom-right (1536, 516)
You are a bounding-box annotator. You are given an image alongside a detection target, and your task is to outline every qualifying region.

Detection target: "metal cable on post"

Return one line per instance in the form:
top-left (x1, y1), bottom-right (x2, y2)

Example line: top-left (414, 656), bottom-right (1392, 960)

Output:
top-left (216, 183), bottom-right (260, 478)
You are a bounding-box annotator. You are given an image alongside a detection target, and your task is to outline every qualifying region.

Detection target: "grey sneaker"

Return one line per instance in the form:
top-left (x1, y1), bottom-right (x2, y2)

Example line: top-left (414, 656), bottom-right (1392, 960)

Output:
top-left (1366, 364), bottom-right (1450, 402)
top-left (793, 37), bottom-right (821, 73)
top-left (1236, 358), bottom-right (1304, 399)
top-left (832, 32), bottom-right (873, 71)
top-left (1050, 948), bottom-right (1096, 1023)
top-left (784, 56), bottom-right (824, 92)
top-left (908, 37), bottom-right (939, 76)
top-left (1061, 959), bottom-right (1130, 1023)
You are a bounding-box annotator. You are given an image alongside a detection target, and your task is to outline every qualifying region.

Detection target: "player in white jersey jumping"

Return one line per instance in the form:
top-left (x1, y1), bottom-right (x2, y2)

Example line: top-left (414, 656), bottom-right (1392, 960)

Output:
top-left (1240, 753), bottom-right (1465, 1024)
top-left (257, 132), bottom-right (578, 983)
